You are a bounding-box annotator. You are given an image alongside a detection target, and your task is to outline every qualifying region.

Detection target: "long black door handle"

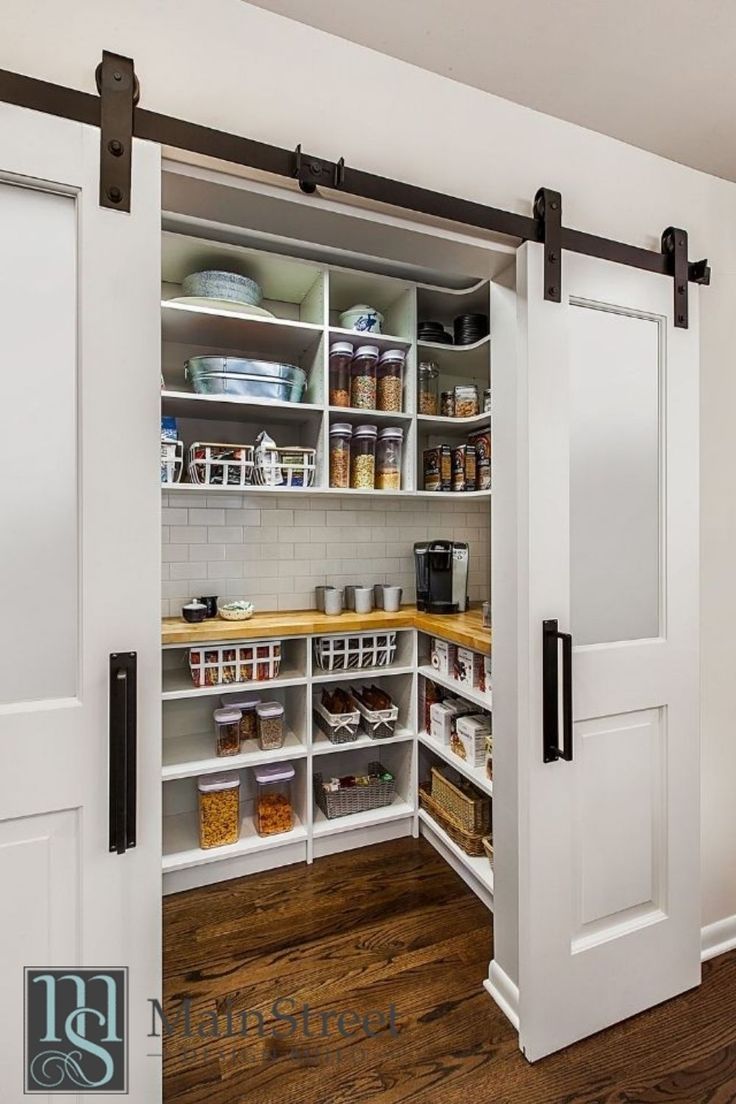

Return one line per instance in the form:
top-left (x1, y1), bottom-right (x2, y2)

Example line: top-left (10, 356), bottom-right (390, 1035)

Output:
top-left (542, 620), bottom-right (573, 763)
top-left (109, 652), bottom-right (137, 854)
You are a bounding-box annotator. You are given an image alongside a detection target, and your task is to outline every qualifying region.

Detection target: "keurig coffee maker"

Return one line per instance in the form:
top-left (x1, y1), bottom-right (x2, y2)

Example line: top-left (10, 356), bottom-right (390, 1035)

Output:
top-left (414, 540), bottom-right (470, 614)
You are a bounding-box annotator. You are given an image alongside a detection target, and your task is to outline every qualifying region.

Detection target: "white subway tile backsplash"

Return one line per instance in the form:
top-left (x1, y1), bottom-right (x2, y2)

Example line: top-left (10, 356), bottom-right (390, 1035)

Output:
top-left (162, 489), bottom-right (490, 613)
top-left (191, 508), bottom-right (224, 526)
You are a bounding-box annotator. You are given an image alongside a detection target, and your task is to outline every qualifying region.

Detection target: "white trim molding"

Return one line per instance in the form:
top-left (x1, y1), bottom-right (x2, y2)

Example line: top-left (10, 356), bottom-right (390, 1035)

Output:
top-left (484, 960), bottom-right (519, 1030)
top-left (701, 915), bottom-right (736, 962)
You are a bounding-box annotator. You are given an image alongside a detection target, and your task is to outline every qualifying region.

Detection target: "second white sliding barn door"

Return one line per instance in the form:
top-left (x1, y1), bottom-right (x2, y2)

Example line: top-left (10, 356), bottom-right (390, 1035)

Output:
top-left (513, 241), bottom-right (700, 1061)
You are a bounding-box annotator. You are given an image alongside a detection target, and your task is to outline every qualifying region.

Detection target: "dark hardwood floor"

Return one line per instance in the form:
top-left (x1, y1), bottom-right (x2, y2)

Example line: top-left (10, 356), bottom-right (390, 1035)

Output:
top-left (163, 838), bottom-right (736, 1104)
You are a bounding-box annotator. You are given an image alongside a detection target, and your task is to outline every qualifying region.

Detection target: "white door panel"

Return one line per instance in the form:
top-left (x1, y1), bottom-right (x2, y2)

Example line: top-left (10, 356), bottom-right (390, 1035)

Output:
top-left (507, 242), bottom-right (699, 1061)
top-left (0, 104), bottom-right (161, 1099)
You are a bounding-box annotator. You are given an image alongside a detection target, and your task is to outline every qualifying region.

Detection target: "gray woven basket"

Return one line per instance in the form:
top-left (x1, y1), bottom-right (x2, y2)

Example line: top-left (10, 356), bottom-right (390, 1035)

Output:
top-left (313, 761), bottom-right (395, 819)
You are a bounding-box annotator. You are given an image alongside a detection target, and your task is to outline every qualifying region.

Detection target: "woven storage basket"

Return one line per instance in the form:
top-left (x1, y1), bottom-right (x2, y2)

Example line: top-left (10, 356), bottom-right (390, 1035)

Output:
top-left (419, 785), bottom-right (486, 856)
top-left (313, 698), bottom-right (361, 744)
top-left (351, 692), bottom-right (399, 739)
top-left (314, 761), bottom-right (395, 819)
top-left (482, 836), bottom-right (494, 866)
top-left (430, 766), bottom-right (491, 834)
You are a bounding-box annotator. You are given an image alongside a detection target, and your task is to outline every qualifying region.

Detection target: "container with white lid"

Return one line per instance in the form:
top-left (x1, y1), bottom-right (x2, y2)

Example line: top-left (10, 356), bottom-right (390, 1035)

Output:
top-left (255, 761), bottom-right (295, 836)
top-left (329, 422), bottom-right (353, 488)
top-left (222, 694), bottom-right (261, 743)
top-left (350, 346), bottom-right (379, 409)
top-left (329, 341), bottom-right (354, 407)
top-left (377, 348), bottom-right (405, 413)
top-left (213, 706), bottom-right (242, 757)
top-left (376, 426), bottom-right (404, 491)
top-left (350, 424), bottom-right (378, 489)
top-left (197, 770), bottom-right (241, 849)
top-left (256, 701), bottom-right (285, 750)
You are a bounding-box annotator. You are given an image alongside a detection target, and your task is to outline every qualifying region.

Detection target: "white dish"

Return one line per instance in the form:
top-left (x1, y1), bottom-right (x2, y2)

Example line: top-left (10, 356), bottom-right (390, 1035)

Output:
top-left (168, 297), bottom-right (275, 319)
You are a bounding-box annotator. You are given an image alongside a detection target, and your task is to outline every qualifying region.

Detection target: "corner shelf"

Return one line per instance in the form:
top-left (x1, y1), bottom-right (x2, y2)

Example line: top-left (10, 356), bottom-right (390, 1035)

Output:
top-left (418, 808), bottom-right (494, 895)
top-left (418, 730), bottom-right (493, 796)
top-left (417, 411), bottom-right (490, 431)
top-left (162, 390), bottom-right (323, 425)
top-left (416, 664), bottom-right (493, 710)
top-left (328, 327), bottom-right (412, 353)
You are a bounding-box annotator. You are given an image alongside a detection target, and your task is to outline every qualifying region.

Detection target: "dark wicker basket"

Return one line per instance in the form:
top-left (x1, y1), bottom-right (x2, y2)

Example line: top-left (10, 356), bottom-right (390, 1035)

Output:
top-left (314, 761), bottom-right (395, 819)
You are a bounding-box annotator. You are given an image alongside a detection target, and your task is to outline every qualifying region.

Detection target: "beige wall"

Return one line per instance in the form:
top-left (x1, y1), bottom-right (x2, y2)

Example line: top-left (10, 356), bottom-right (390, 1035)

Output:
top-left (5, 0), bottom-right (735, 927)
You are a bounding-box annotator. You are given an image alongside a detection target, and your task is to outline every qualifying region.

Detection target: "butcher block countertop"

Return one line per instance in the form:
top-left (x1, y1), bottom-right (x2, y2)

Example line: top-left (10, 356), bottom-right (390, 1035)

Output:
top-left (161, 605), bottom-right (491, 655)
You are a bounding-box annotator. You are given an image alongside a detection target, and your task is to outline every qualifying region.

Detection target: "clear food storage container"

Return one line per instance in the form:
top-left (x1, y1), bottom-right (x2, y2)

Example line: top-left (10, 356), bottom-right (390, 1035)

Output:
top-left (329, 341), bottom-right (353, 407)
top-left (197, 771), bottom-right (241, 849)
top-left (223, 695), bottom-right (261, 744)
top-left (256, 701), bottom-right (285, 750)
top-left (418, 361), bottom-right (439, 415)
top-left (350, 424), bottom-right (377, 489)
top-left (213, 707), bottom-right (242, 757)
top-left (255, 762), bottom-right (295, 836)
top-left (329, 422), bottom-right (352, 488)
top-left (376, 426), bottom-right (403, 491)
top-left (376, 349), bottom-right (405, 412)
top-left (350, 345), bottom-right (379, 409)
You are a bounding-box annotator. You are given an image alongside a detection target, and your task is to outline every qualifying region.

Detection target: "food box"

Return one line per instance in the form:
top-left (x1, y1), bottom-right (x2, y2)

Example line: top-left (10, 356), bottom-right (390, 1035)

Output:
top-left (484, 732), bottom-right (493, 781)
top-left (451, 444), bottom-right (476, 492)
top-left (431, 637), bottom-right (457, 677)
top-left (451, 713), bottom-right (491, 768)
top-left (430, 697), bottom-right (474, 743)
top-left (423, 446), bottom-right (452, 492)
top-left (454, 647), bottom-right (484, 689)
top-left (468, 428), bottom-right (491, 491)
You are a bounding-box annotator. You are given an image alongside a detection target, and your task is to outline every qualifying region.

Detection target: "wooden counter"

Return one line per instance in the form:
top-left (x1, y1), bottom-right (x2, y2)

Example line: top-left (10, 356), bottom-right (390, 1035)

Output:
top-left (162, 605), bottom-right (491, 654)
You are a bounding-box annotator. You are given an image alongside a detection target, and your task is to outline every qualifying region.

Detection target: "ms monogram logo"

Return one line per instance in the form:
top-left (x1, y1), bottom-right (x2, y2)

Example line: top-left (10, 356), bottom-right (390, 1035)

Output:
top-left (24, 968), bottom-right (127, 1093)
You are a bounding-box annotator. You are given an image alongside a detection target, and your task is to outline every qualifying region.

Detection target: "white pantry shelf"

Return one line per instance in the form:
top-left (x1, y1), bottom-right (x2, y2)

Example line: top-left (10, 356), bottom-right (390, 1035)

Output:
top-left (162, 730), bottom-right (307, 781)
top-left (162, 810), bottom-right (307, 872)
top-left (312, 796), bottom-right (414, 837)
top-left (311, 728), bottom-right (414, 756)
top-left (311, 664), bottom-right (415, 685)
top-left (418, 808), bottom-right (494, 895)
top-left (328, 327), bottom-right (412, 353)
top-left (162, 665), bottom-right (307, 701)
top-left (414, 489), bottom-right (492, 500)
top-left (417, 730), bottom-right (492, 796)
top-left (416, 411), bottom-right (490, 431)
top-left (327, 405), bottom-right (413, 424)
top-left (161, 299), bottom-right (323, 359)
top-left (161, 389), bottom-right (323, 425)
top-left (416, 664), bottom-right (492, 710)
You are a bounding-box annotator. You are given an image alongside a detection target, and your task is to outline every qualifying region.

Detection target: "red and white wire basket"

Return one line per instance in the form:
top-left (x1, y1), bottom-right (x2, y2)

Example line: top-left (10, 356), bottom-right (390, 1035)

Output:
top-left (312, 632), bottom-right (397, 672)
top-left (188, 640), bottom-right (282, 687)
top-left (188, 442), bottom-right (254, 487)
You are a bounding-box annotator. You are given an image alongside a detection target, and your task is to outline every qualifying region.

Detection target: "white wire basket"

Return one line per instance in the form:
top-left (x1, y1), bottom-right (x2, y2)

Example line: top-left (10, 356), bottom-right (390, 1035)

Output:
top-left (161, 439), bottom-right (183, 485)
top-left (313, 632), bottom-right (397, 672)
top-left (188, 442), bottom-right (254, 487)
top-left (189, 640), bottom-right (282, 687)
top-left (253, 446), bottom-right (316, 488)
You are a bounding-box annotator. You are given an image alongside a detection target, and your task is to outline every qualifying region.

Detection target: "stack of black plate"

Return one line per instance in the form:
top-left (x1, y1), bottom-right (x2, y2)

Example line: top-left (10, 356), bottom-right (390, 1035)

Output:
top-left (453, 313), bottom-right (489, 346)
top-left (418, 320), bottom-right (453, 344)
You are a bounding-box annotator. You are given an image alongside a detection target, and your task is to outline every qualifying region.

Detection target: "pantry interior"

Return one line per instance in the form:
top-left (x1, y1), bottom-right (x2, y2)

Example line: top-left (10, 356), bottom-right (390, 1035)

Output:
top-left (159, 158), bottom-right (511, 944)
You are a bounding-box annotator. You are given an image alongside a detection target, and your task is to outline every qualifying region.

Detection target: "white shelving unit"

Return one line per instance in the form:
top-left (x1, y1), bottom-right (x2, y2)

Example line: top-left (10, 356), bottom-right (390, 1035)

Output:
top-left (161, 623), bottom-right (493, 901)
top-left (418, 730), bottom-right (493, 797)
top-left (160, 228), bottom-right (492, 498)
top-left (159, 222), bottom-right (494, 901)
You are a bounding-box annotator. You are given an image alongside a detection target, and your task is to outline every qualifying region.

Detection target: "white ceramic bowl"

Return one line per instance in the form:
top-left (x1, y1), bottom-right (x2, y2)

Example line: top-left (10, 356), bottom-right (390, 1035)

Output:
top-left (218, 602), bottom-right (255, 621)
top-left (339, 304), bottom-right (384, 334)
top-left (182, 270), bottom-right (262, 307)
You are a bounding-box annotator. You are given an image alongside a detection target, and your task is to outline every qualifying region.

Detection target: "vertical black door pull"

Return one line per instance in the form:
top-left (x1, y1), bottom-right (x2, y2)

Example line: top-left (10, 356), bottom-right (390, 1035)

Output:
top-left (542, 620), bottom-right (573, 763)
top-left (109, 652), bottom-right (137, 853)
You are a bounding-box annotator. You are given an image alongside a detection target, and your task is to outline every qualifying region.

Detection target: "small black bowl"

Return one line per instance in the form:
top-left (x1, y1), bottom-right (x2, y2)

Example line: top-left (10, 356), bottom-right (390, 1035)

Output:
top-left (182, 603), bottom-right (207, 624)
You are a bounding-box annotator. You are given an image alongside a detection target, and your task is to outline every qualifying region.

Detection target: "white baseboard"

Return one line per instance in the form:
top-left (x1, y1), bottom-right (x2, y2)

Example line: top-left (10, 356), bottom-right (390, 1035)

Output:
top-left (702, 914), bottom-right (736, 962)
top-left (484, 960), bottom-right (519, 1030)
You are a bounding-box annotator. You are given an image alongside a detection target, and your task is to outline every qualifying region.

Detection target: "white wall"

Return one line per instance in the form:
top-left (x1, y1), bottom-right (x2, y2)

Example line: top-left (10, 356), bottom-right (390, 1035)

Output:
top-left (4, 0), bottom-right (736, 929)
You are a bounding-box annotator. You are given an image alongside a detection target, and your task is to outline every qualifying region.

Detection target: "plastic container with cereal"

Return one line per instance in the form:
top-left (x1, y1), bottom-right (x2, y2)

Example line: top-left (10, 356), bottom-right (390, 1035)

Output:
top-left (255, 762), bottom-right (295, 836)
top-left (197, 771), bottom-right (241, 849)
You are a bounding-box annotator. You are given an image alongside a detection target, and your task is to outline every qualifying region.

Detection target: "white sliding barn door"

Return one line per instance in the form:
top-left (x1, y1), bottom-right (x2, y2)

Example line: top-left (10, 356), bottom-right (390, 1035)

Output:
top-left (0, 104), bottom-right (161, 1098)
top-left (513, 242), bottom-right (700, 1060)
